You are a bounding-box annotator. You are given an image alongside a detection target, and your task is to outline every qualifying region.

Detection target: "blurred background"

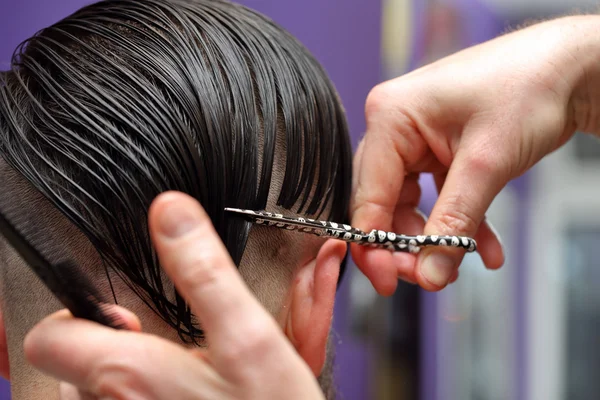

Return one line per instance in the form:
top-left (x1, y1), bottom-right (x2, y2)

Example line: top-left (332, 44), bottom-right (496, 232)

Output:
top-left (2, 0), bottom-right (600, 399)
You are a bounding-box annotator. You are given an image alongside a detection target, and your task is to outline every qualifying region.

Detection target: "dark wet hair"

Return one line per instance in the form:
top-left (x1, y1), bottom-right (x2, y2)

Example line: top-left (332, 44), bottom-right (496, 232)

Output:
top-left (0, 0), bottom-right (351, 341)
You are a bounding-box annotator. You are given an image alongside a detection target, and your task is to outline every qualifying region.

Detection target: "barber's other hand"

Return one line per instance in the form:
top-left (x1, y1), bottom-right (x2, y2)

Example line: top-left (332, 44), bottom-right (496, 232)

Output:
top-left (352, 15), bottom-right (600, 294)
top-left (24, 192), bottom-right (325, 400)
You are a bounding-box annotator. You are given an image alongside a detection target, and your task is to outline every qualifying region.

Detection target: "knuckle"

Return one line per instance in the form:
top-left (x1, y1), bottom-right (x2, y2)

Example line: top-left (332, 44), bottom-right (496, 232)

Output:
top-left (365, 82), bottom-right (393, 117)
top-left (220, 321), bottom-right (274, 366)
top-left (437, 197), bottom-right (481, 235)
top-left (463, 147), bottom-right (512, 183)
top-left (465, 150), bottom-right (499, 173)
top-left (89, 357), bottom-right (141, 398)
top-left (176, 252), bottom-right (227, 291)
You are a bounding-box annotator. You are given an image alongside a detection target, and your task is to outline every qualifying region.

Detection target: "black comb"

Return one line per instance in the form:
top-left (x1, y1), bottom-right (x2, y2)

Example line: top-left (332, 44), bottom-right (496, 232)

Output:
top-left (0, 205), bottom-right (126, 330)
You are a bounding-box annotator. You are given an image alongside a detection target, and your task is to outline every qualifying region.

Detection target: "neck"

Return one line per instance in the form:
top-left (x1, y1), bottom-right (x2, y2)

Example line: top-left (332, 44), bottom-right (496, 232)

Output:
top-left (9, 365), bottom-right (60, 400)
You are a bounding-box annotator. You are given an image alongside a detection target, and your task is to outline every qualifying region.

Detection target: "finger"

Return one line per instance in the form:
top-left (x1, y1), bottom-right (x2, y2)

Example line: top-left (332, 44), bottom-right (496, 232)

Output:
top-left (432, 174), bottom-right (505, 271)
top-left (350, 137), bottom-right (366, 208)
top-left (393, 206), bottom-right (426, 235)
top-left (449, 269), bottom-right (459, 284)
top-left (352, 117), bottom-right (406, 232)
top-left (148, 192), bottom-right (288, 368)
top-left (350, 131), bottom-right (404, 294)
top-left (149, 192), bottom-right (266, 329)
top-left (349, 174), bottom-right (422, 295)
top-left (393, 206), bottom-right (426, 283)
top-left (474, 217), bottom-right (505, 270)
top-left (390, 176), bottom-right (426, 284)
top-left (59, 382), bottom-right (96, 400)
top-left (350, 161), bottom-right (421, 294)
top-left (415, 152), bottom-right (508, 290)
top-left (392, 172), bottom-right (424, 233)
top-left (108, 306), bottom-right (142, 332)
top-left (25, 313), bottom-right (223, 399)
top-left (389, 175), bottom-right (424, 284)
top-left (190, 348), bottom-right (212, 365)
top-left (351, 203), bottom-right (426, 291)
top-left (396, 252), bottom-right (418, 285)
top-left (397, 173), bottom-right (422, 208)
top-left (44, 306), bottom-right (143, 332)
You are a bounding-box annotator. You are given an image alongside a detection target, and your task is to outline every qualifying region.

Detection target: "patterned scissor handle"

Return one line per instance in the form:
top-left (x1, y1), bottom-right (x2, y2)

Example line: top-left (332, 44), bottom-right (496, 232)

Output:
top-left (225, 208), bottom-right (477, 254)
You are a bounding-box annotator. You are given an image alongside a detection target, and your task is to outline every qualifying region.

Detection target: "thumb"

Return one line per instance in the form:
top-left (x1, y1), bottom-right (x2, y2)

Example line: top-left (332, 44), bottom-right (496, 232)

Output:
top-left (59, 382), bottom-right (96, 400)
top-left (415, 150), bottom-right (508, 290)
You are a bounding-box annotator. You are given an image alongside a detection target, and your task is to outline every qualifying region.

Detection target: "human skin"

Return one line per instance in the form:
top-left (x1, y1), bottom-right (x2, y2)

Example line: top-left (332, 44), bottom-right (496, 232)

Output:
top-left (351, 15), bottom-right (600, 294)
top-left (23, 192), bottom-right (339, 400)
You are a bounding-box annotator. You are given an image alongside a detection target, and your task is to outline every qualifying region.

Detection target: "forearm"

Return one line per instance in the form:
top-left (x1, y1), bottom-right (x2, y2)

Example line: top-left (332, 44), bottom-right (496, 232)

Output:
top-left (557, 15), bottom-right (600, 136)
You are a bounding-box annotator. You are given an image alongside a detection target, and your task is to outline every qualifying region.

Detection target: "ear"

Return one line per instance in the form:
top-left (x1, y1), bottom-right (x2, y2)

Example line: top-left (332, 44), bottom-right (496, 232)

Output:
top-left (283, 239), bottom-right (346, 376)
top-left (0, 305), bottom-right (9, 380)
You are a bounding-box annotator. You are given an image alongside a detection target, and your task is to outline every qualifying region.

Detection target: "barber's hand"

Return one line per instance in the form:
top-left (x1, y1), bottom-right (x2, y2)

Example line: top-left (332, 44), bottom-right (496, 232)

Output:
top-left (352, 16), bottom-right (600, 294)
top-left (24, 192), bottom-right (325, 400)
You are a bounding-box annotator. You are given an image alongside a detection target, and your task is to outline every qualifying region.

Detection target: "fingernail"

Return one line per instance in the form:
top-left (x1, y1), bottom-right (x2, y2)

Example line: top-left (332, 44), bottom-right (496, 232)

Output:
top-left (158, 200), bottom-right (201, 238)
top-left (487, 218), bottom-right (507, 268)
top-left (107, 305), bottom-right (142, 332)
top-left (414, 208), bottom-right (428, 222)
top-left (421, 252), bottom-right (456, 288)
top-left (398, 276), bottom-right (418, 285)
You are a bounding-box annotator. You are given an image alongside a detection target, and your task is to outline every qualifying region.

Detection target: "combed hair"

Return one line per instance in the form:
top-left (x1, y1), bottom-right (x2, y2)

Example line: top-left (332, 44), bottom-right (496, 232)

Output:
top-left (0, 0), bottom-right (351, 341)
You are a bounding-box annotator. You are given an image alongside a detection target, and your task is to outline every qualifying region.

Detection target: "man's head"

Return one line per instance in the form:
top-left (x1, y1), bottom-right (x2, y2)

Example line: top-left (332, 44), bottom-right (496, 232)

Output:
top-left (0, 0), bottom-right (352, 398)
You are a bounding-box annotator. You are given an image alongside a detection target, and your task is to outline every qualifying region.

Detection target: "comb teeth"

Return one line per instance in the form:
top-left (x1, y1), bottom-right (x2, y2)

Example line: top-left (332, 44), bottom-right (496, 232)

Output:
top-left (55, 261), bottom-right (127, 329)
top-left (0, 188), bottom-right (125, 330)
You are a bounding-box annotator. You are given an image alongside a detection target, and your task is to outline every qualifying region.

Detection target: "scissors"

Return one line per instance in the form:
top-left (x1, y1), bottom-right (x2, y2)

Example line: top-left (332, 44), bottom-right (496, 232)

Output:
top-left (225, 208), bottom-right (477, 254)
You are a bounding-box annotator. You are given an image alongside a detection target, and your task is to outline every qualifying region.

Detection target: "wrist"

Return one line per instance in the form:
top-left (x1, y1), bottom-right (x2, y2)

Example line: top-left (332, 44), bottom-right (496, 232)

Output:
top-left (557, 15), bottom-right (600, 136)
